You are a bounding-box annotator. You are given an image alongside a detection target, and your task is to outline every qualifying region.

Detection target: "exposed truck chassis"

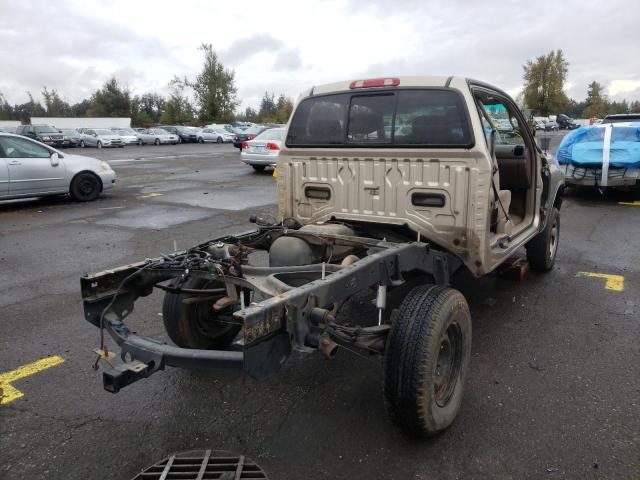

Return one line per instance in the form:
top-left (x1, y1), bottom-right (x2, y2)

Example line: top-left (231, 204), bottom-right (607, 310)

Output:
top-left (81, 222), bottom-right (460, 394)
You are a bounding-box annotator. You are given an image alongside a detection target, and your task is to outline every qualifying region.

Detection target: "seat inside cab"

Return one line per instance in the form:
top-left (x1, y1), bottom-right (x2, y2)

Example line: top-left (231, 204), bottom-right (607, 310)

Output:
top-left (475, 94), bottom-right (535, 239)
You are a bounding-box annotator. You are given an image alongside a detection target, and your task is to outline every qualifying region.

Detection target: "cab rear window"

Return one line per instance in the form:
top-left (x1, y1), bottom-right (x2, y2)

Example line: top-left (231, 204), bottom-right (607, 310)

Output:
top-left (286, 89), bottom-right (473, 148)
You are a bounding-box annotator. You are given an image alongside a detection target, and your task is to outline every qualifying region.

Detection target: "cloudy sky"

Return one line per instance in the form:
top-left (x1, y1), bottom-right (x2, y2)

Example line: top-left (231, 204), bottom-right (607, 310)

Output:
top-left (1, 0), bottom-right (639, 110)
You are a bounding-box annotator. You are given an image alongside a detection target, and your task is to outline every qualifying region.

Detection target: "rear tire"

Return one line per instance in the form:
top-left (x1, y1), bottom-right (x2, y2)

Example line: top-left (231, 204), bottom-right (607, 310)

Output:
top-left (154, 138), bottom-right (160, 145)
top-left (526, 207), bottom-right (560, 272)
top-left (70, 172), bottom-right (101, 202)
top-left (162, 278), bottom-right (242, 349)
top-left (217, 137), bottom-right (223, 144)
top-left (79, 140), bottom-right (85, 148)
top-left (137, 139), bottom-right (143, 146)
top-left (198, 137), bottom-right (204, 144)
top-left (252, 165), bottom-right (266, 172)
top-left (384, 284), bottom-right (471, 437)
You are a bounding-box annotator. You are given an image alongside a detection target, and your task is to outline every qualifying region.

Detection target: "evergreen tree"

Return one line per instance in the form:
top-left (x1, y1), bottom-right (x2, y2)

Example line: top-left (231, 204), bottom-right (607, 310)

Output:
top-left (89, 78), bottom-right (131, 117)
top-left (582, 81), bottom-right (607, 118)
top-left (191, 44), bottom-right (238, 123)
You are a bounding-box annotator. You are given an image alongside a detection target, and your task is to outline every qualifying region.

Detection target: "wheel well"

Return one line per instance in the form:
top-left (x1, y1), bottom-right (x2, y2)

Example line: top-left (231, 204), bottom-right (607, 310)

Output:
top-left (70, 170), bottom-right (103, 193)
top-left (553, 185), bottom-right (565, 209)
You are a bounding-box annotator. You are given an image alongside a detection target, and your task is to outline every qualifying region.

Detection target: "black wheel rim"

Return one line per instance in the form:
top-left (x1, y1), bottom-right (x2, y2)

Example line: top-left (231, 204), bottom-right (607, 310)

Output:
top-left (77, 178), bottom-right (95, 197)
top-left (434, 322), bottom-right (463, 407)
top-left (193, 281), bottom-right (239, 338)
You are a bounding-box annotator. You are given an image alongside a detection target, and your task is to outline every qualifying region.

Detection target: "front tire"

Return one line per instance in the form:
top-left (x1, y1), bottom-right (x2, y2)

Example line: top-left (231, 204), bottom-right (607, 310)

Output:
top-left (198, 137), bottom-right (204, 144)
top-left (79, 140), bottom-right (85, 148)
top-left (384, 284), bottom-right (471, 437)
top-left (137, 139), bottom-right (143, 146)
top-left (162, 278), bottom-right (242, 349)
top-left (217, 137), bottom-right (223, 144)
top-left (70, 172), bottom-right (101, 202)
top-left (526, 207), bottom-right (560, 272)
top-left (177, 136), bottom-right (182, 144)
top-left (154, 138), bottom-right (160, 145)
top-left (97, 141), bottom-right (102, 149)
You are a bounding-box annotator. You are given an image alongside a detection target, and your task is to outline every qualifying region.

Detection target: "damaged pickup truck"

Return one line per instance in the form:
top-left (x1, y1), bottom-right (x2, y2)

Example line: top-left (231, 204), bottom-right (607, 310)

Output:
top-left (81, 76), bottom-right (564, 436)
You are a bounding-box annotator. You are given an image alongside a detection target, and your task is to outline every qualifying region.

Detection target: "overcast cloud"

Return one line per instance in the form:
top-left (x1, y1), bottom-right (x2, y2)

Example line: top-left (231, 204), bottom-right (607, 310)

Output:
top-left (1, 0), bottom-right (639, 110)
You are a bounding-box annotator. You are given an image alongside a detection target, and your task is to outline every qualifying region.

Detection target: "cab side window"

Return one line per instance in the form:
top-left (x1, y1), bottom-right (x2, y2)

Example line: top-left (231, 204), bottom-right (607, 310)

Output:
top-left (0, 137), bottom-right (52, 158)
top-left (478, 100), bottom-right (525, 146)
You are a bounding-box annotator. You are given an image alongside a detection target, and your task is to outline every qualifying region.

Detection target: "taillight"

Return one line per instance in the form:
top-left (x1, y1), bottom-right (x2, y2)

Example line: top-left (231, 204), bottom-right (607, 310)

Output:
top-left (233, 136), bottom-right (238, 141)
top-left (349, 78), bottom-right (400, 89)
top-left (266, 142), bottom-right (280, 151)
top-left (248, 135), bottom-right (255, 140)
top-left (241, 141), bottom-right (248, 150)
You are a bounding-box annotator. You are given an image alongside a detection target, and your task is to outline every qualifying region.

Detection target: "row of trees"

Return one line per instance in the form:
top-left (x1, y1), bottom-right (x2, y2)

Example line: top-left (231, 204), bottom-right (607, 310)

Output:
top-left (522, 49), bottom-right (640, 118)
top-left (0, 43), bottom-right (293, 126)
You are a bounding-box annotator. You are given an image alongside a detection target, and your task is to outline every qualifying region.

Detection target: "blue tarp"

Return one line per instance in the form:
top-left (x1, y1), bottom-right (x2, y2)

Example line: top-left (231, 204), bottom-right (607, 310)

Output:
top-left (556, 122), bottom-right (640, 169)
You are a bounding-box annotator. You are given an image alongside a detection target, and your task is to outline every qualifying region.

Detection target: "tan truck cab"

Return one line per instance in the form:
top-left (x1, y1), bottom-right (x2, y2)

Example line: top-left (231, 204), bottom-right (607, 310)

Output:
top-left (277, 76), bottom-right (564, 275)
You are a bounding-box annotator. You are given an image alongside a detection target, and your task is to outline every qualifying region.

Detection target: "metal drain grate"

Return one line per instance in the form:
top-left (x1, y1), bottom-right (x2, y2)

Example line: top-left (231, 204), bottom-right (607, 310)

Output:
top-left (132, 450), bottom-right (268, 480)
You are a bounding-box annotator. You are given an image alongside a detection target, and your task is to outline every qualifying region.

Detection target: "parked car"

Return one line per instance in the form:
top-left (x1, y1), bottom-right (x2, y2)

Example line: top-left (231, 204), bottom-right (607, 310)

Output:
top-left (58, 128), bottom-right (83, 147)
top-left (205, 123), bottom-right (234, 133)
top-left (159, 125), bottom-right (198, 143)
top-left (197, 128), bottom-right (234, 143)
top-left (240, 128), bottom-right (285, 171)
top-left (111, 128), bottom-right (139, 145)
top-left (602, 113), bottom-right (640, 124)
top-left (16, 124), bottom-right (69, 148)
top-left (233, 126), bottom-right (272, 149)
top-left (556, 114), bottom-right (578, 129)
top-left (137, 128), bottom-right (179, 145)
top-left (78, 129), bottom-right (123, 148)
top-left (544, 120), bottom-right (559, 131)
top-left (556, 122), bottom-right (640, 187)
top-left (0, 132), bottom-right (116, 201)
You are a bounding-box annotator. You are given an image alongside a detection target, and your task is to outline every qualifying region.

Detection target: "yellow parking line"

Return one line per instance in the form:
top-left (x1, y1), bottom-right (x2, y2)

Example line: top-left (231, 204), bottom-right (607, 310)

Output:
top-left (576, 272), bottom-right (625, 292)
top-left (0, 355), bottom-right (65, 405)
top-left (139, 192), bottom-right (164, 199)
top-left (619, 200), bottom-right (640, 206)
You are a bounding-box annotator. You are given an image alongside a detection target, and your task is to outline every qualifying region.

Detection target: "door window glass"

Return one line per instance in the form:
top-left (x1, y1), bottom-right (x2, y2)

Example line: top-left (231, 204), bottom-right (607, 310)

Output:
top-left (0, 137), bottom-right (52, 158)
top-left (478, 99), bottom-right (524, 146)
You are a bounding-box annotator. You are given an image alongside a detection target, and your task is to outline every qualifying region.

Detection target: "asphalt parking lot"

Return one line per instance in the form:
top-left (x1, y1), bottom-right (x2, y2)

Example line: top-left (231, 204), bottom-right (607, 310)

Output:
top-left (0, 135), bottom-right (638, 479)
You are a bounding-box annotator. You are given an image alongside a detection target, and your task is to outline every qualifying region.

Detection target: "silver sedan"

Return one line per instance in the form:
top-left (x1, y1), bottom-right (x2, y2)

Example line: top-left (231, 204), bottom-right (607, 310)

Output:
top-left (0, 133), bottom-right (116, 201)
top-left (197, 128), bottom-right (234, 143)
top-left (137, 128), bottom-right (179, 145)
top-left (78, 128), bottom-right (124, 148)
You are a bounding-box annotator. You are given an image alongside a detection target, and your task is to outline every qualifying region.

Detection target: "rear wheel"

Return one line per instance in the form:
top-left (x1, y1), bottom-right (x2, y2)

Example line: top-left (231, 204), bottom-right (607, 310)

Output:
top-left (526, 207), bottom-right (560, 272)
top-left (154, 138), bottom-right (160, 145)
top-left (79, 140), bottom-right (85, 148)
top-left (70, 172), bottom-right (101, 202)
top-left (162, 278), bottom-right (243, 349)
top-left (252, 165), bottom-right (266, 172)
top-left (384, 284), bottom-right (471, 437)
top-left (217, 137), bottom-right (223, 144)
top-left (137, 139), bottom-right (143, 146)
top-left (198, 137), bottom-right (204, 144)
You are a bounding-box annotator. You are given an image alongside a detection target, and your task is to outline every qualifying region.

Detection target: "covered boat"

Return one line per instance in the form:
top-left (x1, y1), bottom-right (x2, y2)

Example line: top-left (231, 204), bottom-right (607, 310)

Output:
top-left (556, 122), bottom-right (640, 187)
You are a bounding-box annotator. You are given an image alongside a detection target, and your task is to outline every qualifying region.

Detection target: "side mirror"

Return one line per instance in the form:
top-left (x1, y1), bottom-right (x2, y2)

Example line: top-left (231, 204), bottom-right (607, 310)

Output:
top-left (50, 152), bottom-right (59, 167)
top-left (93, 133), bottom-right (98, 137)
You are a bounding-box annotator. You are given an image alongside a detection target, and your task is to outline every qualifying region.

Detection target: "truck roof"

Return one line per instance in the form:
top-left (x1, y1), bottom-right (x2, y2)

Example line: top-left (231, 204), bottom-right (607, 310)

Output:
top-left (306, 76), bottom-right (512, 101)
